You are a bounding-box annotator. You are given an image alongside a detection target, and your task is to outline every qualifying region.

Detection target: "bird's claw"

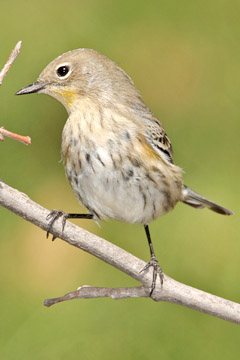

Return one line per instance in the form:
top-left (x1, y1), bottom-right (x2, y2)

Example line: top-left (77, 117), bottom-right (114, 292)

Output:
top-left (46, 209), bottom-right (68, 240)
top-left (140, 255), bottom-right (164, 296)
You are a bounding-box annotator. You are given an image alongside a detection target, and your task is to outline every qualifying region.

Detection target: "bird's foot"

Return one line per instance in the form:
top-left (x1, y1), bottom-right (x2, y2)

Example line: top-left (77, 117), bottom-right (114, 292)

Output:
top-left (46, 209), bottom-right (69, 240)
top-left (140, 255), bottom-right (164, 296)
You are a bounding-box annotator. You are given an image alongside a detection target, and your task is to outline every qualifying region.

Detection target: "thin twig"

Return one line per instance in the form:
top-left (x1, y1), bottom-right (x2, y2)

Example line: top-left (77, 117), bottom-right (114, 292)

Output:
top-left (0, 41), bottom-right (22, 85)
top-left (0, 179), bottom-right (239, 324)
top-left (44, 286), bottom-right (149, 307)
top-left (0, 127), bottom-right (31, 145)
top-left (0, 41), bottom-right (31, 146)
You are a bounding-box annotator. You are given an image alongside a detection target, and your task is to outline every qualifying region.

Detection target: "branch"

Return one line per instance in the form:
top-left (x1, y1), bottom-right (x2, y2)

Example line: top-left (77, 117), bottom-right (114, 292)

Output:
top-left (44, 286), bottom-right (149, 307)
top-left (0, 179), bottom-right (239, 324)
top-left (0, 41), bottom-right (31, 145)
top-left (0, 41), bottom-right (22, 85)
top-left (0, 126), bottom-right (31, 145)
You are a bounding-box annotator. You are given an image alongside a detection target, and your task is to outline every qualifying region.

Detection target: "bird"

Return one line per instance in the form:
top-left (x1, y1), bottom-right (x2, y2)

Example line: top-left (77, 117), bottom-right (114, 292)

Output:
top-left (16, 48), bottom-right (233, 295)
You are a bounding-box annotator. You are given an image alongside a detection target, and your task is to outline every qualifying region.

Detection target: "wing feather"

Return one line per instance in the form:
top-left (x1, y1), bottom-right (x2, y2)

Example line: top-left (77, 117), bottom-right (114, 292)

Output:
top-left (129, 101), bottom-right (173, 163)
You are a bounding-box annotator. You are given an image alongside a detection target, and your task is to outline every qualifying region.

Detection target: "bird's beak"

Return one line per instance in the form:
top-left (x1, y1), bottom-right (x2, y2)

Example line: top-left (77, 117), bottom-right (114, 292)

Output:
top-left (15, 82), bottom-right (46, 95)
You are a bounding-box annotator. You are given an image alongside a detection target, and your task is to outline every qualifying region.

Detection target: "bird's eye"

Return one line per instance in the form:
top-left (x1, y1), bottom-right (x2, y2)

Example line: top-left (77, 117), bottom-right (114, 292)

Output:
top-left (56, 65), bottom-right (70, 78)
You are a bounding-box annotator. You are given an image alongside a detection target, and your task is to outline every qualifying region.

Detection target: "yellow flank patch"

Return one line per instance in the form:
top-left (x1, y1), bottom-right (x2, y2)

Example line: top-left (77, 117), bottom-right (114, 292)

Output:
top-left (139, 134), bottom-right (159, 160)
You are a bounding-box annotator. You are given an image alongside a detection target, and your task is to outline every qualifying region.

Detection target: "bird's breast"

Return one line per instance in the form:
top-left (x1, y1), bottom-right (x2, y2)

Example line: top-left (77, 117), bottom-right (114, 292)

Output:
top-left (61, 105), bottom-right (183, 224)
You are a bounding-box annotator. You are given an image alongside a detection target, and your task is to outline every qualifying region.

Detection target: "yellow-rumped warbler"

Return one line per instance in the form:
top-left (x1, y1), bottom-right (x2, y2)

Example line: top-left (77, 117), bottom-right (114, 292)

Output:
top-left (16, 49), bottom-right (233, 294)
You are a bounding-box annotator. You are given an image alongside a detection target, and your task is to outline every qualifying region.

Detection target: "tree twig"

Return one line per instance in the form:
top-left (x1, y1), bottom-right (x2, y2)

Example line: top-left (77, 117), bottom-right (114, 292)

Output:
top-left (0, 41), bottom-right (31, 146)
top-left (44, 286), bottom-right (149, 307)
top-left (0, 126), bottom-right (31, 145)
top-left (0, 41), bottom-right (22, 85)
top-left (0, 179), bottom-right (239, 324)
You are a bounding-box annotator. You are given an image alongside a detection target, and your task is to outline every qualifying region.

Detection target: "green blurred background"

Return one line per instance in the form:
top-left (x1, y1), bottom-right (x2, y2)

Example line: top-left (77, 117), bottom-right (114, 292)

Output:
top-left (1, 0), bottom-right (240, 358)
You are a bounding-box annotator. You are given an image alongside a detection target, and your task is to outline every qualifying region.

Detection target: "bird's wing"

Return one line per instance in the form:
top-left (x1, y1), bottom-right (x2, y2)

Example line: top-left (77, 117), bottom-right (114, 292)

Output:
top-left (144, 117), bottom-right (173, 164)
top-left (128, 101), bottom-right (173, 163)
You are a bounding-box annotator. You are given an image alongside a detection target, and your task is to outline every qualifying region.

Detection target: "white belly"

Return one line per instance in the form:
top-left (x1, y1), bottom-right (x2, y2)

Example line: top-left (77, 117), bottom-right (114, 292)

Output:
top-left (64, 146), bottom-right (179, 224)
top-left (61, 109), bottom-right (183, 225)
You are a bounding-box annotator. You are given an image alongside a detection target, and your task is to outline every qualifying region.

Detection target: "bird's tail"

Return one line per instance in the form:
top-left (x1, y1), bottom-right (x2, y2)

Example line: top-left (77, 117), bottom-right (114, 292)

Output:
top-left (182, 185), bottom-right (233, 215)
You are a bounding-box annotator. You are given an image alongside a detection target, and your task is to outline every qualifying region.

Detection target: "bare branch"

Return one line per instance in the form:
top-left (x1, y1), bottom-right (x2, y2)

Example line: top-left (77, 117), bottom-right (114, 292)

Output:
top-left (0, 41), bottom-right (31, 146)
top-left (0, 179), bottom-right (239, 324)
top-left (44, 286), bottom-right (148, 307)
top-left (0, 41), bottom-right (22, 85)
top-left (0, 126), bottom-right (31, 145)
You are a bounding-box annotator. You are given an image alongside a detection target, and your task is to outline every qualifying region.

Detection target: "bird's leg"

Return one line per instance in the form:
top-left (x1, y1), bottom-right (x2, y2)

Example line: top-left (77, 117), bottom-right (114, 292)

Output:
top-left (140, 225), bottom-right (164, 295)
top-left (46, 210), bottom-right (93, 240)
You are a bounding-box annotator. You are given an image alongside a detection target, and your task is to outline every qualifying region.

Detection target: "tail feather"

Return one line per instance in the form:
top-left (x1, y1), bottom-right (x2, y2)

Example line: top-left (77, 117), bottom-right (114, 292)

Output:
top-left (182, 185), bottom-right (234, 216)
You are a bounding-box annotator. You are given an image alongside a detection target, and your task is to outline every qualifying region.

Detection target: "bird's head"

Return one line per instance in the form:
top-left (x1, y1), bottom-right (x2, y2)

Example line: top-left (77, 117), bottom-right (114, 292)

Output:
top-left (16, 48), bottom-right (140, 112)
